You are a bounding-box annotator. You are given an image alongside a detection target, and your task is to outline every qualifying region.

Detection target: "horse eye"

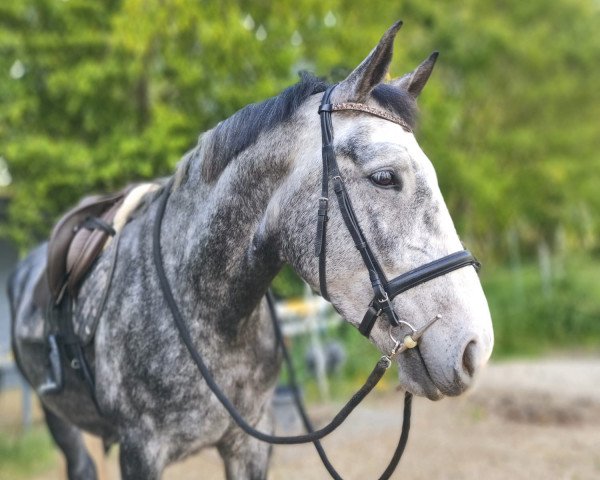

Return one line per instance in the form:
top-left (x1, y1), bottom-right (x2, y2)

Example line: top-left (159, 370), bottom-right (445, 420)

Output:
top-left (370, 170), bottom-right (400, 188)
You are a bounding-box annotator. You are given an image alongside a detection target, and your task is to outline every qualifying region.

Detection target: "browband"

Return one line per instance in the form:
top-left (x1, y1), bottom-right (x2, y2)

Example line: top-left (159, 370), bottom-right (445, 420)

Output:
top-left (320, 102), bottom-right (412, 133)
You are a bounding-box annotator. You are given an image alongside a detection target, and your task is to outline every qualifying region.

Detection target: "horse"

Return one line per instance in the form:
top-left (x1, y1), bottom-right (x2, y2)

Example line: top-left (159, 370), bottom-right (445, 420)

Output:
top-left (8, 22), bottom-right (494, 479)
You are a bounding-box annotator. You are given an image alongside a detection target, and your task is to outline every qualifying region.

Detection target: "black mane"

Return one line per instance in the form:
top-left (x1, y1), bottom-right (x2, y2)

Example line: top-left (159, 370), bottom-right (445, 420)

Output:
top-left (200, 74), bottom-right (418, 182)
top-left (200, 73), bottom-right (328, 181)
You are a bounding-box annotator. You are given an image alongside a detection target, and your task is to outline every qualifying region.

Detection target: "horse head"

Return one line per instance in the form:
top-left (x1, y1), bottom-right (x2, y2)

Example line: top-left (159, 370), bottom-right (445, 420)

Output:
top-left (272, 22), bottom-right (494, 400)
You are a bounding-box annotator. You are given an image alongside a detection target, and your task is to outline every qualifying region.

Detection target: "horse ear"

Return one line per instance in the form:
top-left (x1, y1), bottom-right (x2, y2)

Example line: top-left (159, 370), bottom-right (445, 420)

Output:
top-left (336, 21), bottom-right (403, 102)
top-left (390, 51), bottom-right (439, 98)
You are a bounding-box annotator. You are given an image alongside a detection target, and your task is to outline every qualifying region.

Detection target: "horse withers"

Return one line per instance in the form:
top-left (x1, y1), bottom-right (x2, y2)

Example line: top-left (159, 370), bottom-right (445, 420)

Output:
top-left (8, 22), bottom-right (494, 480)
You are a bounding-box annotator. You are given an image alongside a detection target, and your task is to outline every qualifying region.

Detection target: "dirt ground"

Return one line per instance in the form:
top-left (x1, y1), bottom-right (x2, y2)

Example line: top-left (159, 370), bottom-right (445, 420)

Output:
top-left (6, 356), bottom-right (600, 479)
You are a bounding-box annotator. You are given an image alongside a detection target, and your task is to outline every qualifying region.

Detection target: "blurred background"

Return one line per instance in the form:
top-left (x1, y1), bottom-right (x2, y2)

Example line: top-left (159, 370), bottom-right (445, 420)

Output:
top-left (0, 0), bottom-right (598, 479)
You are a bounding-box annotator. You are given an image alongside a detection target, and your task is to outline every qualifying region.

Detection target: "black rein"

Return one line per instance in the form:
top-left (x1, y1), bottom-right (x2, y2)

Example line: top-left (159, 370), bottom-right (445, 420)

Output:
top-left (152, 179), bottom-right (411, 480)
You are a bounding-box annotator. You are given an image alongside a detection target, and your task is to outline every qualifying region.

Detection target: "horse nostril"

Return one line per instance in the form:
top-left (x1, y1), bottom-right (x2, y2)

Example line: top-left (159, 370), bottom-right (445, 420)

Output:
top-left (462, 340), bottom-right (478, 378)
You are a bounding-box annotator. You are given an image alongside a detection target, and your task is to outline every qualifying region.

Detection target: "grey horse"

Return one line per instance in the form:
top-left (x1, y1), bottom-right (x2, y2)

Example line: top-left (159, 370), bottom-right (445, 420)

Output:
top-left (8, 23), bottom-right (493, 479)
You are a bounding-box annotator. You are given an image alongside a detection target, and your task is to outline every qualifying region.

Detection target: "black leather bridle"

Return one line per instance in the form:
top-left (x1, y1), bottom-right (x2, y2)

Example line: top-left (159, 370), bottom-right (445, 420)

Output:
top-left (315, 85), bottom-right (480, 339)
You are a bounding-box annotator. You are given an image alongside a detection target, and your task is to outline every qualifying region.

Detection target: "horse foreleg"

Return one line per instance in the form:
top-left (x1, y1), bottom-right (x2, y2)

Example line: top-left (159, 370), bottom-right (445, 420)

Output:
top-left (218, 411), bottom-right (273, 480)
top-left (42, 406), bottom-right (97, 480)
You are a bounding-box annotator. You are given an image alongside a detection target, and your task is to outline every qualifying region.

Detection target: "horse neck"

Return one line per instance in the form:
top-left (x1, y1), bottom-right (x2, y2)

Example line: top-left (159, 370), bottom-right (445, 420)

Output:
top-left (157, 145), bottom-right (288, 334)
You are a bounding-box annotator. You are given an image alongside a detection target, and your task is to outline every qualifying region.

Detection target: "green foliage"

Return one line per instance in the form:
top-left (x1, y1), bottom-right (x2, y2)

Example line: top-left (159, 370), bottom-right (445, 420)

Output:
top-left (0, 0), bottom-right (598, 347)
top-left (483, 253), bottom-right (600, 357)
top-left (1, 0), bottom-right (599, 259)
top-left (272, 265), bottom-right (306, 299)
top-left (0, 427), bottom-right (55, 479)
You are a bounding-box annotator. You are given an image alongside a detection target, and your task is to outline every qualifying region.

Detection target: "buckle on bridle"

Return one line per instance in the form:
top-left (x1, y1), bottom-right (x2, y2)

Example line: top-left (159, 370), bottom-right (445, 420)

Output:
top-left (375, 288), bottom-right (401, 328)
top-left (317, 197), bottom-right (329, 218)
top-left (377, 289), bottom-right (389, 304)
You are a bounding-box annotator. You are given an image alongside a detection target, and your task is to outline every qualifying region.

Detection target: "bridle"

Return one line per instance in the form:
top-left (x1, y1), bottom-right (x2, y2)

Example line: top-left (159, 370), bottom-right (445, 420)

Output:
top-left (315, 85), bottom-right (480, 343)
top-left (152, 85), bottom-right (482, 479)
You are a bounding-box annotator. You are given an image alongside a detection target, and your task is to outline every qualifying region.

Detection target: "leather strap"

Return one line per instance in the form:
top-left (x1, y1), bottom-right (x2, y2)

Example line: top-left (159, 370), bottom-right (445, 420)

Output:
top-left (316, 86), bottom-right (392, 310)
top-left (387, 250), bottom-right (480, 298)
top-left (359, 304), bottom-right (380, 337)
top-left (315, 86), bottom-right (335, 300)
top-left (331, 102), bottom-right (412, 132)
top-left (80, 216), bottom-right (117, 236)
top-left (266, 292), bottom-right (411, 480)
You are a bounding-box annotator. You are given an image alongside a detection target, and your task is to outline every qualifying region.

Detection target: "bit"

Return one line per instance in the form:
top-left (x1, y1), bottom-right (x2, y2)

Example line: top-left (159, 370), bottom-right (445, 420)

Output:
top-left (389, 314), bottom-right (442, 358)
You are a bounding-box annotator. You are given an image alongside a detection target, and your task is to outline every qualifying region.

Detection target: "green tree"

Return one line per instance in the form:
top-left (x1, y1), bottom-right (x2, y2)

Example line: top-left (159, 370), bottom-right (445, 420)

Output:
top-left (1, 0), bottom-right (598, 260)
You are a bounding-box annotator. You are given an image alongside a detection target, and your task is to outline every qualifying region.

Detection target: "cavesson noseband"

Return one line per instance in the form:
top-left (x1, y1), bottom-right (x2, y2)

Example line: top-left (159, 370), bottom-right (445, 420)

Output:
top-left (315, 85), bottom-right (480, 339)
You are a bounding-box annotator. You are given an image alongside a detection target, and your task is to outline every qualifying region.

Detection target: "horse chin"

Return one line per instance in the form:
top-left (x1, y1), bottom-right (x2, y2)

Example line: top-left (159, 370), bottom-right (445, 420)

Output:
top-left (398, 377), bottom-right (444, 401)
top-left (396, 350), bottom-right (444, 401)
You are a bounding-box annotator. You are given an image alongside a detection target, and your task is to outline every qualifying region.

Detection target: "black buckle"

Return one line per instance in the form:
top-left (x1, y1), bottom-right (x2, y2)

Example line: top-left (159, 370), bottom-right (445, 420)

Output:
top-left (318, 103), bottom-right (333, 114)
top-left (317, 198), bottom-right (329, 217)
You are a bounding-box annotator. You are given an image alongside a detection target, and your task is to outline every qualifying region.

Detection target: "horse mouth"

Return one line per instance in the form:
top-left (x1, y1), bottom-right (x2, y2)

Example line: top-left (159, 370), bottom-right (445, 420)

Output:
top-left (396, 347), bottom-right (444, 401)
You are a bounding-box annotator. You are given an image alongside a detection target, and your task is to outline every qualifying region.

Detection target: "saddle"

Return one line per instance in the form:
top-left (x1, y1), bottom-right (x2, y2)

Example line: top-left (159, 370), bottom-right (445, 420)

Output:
top-left (33, 188), bottom-right (130, 310)
top-left (33, 183), bottom-right (160, 397)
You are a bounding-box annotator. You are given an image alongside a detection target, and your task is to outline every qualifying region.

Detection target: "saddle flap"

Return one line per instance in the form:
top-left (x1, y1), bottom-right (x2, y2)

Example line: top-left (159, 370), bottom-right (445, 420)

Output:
top-left (46, 191), bottom-right (126, 302)
top-left (66, 200), bottom-right (122, 297)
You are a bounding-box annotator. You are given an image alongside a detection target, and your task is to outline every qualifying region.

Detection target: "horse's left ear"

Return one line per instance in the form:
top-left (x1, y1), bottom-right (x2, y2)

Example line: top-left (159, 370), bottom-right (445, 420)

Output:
top-left (336, 20), bottom-right (403, 102)
top-left (390, 51), bottom-right (439, 98)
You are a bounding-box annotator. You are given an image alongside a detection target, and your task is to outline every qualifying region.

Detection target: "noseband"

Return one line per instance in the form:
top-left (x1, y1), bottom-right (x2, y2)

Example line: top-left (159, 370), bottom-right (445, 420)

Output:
top-left (315, 85), bottom-right (480, 339)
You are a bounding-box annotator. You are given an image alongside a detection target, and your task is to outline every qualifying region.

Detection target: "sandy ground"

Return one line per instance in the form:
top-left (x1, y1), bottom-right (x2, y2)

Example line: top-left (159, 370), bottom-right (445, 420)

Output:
top-left (4, 356), bottom-right (600, 479)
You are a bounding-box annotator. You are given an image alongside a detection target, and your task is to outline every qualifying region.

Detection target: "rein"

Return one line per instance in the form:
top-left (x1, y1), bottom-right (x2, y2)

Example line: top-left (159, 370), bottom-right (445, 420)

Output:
top-left (264, 292), bottom-right (412, 480)
top-left (153, 178), bottom-right (411, 480)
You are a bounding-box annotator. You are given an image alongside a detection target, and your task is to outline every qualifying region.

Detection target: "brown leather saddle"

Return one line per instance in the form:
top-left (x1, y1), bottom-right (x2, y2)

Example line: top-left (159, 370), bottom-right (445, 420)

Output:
top-left (34, 186), bottom-right (133, 311)
top-left (33, 185), bottom-right (135, 396)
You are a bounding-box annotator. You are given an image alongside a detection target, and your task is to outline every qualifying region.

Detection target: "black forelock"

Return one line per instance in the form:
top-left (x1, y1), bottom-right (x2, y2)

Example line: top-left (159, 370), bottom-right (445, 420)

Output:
top-left (200, 73), bottom-right (328, 182)
top-left (371, 83), bottom-right (418, 129)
